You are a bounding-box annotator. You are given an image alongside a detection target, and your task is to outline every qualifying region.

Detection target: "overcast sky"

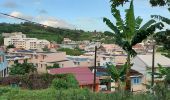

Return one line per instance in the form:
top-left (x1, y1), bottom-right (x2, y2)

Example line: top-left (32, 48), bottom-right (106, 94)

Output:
top-left (0, 0), bottom-right (169, 31)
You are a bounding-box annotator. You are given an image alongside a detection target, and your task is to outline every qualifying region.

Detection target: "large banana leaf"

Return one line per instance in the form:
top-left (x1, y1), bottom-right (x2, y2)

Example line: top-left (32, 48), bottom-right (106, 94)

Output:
top-left (111, 5), bottom-right (125, 31)
top-left (131, 22), bottom-right (164, 46)
top-left (103, 17), bottom-right (120, 35)
top-left (125, 0), bottom-right (135, 40)
top-left (135, 17), bottom-right (143, 30)
top-left (151, 15), bottom-right (170, 25)
top-left (140, 19), bottom-right (156, 30)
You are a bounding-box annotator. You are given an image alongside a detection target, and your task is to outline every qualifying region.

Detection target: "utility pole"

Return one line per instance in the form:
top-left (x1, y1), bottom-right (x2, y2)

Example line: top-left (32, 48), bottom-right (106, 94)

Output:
top-left (151, 44), bottom-right (155, 87)
top-left (93, 46), bottom-right (97, 92)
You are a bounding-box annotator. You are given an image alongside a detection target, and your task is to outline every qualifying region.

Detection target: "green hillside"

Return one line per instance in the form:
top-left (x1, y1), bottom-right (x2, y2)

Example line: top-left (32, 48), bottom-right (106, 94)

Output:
top-left (0, 22), bottom-right (95, 43)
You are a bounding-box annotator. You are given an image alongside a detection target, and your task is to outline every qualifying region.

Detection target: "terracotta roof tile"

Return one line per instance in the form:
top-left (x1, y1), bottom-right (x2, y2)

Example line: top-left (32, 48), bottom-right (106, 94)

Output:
top-left (49, 67), bottom-right (100, 85)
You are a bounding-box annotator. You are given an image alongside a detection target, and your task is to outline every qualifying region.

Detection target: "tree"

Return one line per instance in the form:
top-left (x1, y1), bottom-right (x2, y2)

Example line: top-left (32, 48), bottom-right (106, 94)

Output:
top-left (155, 64), bottom-right (170, 83)
top-left (51, 74), bottom-right (78, 90)
top-left (110, 0), bottom-right (170, 7)
top-left (42, 46), bottom-right (50, 52)
top-left (0, 35), bottom-right (4, 46)
top-left (152, 8), bottom-right (170, 58)
top-left (58, 48), bottom-right (83, 56)
top-left (103, 0), bottom-right (164, 91)
top-left (47, 63), bottom-right (60, 69)
top-left (7, 44), bottom-right (15, 49)
top-left (9, 62), bottom-right (37, 75)
top-left (106, 63), bottom-right (127, 90)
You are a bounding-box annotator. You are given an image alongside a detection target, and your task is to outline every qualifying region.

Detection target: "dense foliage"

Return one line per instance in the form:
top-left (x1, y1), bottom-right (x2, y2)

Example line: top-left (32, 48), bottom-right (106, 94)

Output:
top-left (47, 63), bottom-right (60, 69)
top-left (110, 0), bottom-right (170, 6)
top-left (152, 8), bottom-right (170, 58)
top-left (0, 22), bottom-right (95, 43)
top-left (0, 35), bottom-right (4, 45)
top-left (9, 62), bottom-right (37, 75)
top-left (6, 44), bottom-right (15, 49)
top-left (52, 74), bottom-right (78, 90)
top-left (0, 73), bottom-right (71, 90)
top-left (106, 63), bottom-right (127, 90)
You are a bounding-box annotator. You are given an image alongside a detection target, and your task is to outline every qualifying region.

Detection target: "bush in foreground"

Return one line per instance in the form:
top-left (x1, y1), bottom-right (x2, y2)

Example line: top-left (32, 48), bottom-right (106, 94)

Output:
top-left (0, 86), bottom-right (170, 100)
top-left (52, 74), bottom-right (78, 90)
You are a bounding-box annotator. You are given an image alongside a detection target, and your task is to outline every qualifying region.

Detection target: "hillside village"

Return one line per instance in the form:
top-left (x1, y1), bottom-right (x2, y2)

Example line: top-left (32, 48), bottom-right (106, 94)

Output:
top-left (0, 0), bottom-right (170, 99)
top-left (0, 32), bottom-right (169, 92)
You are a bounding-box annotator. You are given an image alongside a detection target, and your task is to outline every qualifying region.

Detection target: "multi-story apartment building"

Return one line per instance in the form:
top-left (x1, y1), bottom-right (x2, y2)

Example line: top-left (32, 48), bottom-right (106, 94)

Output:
top-left (4, 32), bottom-right (50, 50)
top-left (8, 50), bottom-right (74, 73)
top-left (66, 55), bottom-right (94, 67)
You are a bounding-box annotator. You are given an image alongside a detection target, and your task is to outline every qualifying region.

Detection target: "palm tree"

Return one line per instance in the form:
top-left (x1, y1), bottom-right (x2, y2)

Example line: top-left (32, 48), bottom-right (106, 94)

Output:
top-left (103, 0), bottom-right (164, 91)
top-left (107, 63), bottom-right (127, 90)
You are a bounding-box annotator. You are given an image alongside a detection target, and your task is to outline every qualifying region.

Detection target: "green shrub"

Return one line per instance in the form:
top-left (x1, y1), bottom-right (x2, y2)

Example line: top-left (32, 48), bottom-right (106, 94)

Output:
top-left (52, 78), bottom-right (68, 89)
top-left (47, 63), bottom-right (60, 69)
top-left (66, 74), bottom-right (79, 88)
top-left (52, 74), bottom-right (78, 90)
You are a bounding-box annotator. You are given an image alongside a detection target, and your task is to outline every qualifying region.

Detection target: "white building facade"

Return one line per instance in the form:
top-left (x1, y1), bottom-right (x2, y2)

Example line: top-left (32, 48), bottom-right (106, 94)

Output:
top-left (4, 32), bottom-right (50, 50)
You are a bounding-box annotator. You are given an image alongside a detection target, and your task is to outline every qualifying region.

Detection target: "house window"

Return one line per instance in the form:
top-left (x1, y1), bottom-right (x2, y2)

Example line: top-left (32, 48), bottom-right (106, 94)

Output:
top-left (14, 60), bottom-right (18, 64)
top-left (103, 57), bottom-right (106, 61)
top-left (97, 63), bottom-right (100, 66)
top-left (36, 63), bottom-right (38, 67)
top-left (0, 55), bottom-right (4, 63)
top-left (61, 64), bottom-right (64, 67)
top-left (42, 55), bottom-right (46, 59)
top-left (132, 77), bottom-right (141, 85)
top-left (24, 59), bottom-right (28, 63)
top-left (35, 55), bottom-right (38, 59)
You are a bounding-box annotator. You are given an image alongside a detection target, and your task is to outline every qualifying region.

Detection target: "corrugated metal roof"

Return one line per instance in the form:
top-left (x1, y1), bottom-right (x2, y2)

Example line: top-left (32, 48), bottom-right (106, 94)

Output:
top-left (137, 54), bottom-right (170, 67)
top-left (49, 67), bottom-right (99, 85)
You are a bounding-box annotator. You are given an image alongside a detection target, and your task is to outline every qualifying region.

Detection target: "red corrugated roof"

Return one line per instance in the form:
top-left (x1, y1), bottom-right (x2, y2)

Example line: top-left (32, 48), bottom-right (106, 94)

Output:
top-left (49, 67), bottom-right (100, 85)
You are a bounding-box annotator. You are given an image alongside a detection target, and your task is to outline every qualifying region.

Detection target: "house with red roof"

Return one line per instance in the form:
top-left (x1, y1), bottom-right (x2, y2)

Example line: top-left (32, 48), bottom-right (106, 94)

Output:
top-left (48, 67), bottom-right (100, 91)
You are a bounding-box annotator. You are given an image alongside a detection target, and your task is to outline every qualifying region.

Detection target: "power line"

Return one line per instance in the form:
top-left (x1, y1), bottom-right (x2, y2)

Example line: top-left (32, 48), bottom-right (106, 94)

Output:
top-left (0, 12), bottom-right (49, 27)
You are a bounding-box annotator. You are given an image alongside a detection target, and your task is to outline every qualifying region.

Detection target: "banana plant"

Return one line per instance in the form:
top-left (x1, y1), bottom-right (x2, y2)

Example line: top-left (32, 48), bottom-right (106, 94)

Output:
top-left (106, 63), bottom-right (127, 91)
top-left (152, 8), bottom-right (170, 58)
top-left (103, 0), bottom-right (164, 91)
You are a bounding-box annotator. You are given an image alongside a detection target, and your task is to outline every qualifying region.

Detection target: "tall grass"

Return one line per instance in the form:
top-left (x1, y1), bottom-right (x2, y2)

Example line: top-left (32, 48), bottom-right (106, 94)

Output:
top-left (0, 86), bottom-right (170, 100)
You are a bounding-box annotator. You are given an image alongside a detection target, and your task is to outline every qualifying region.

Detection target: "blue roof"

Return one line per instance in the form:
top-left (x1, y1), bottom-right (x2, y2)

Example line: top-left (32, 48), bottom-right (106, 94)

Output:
top-left (17, 50), bottom-right (34, 53)
top-left (67, 57), bottom-right (89, 62)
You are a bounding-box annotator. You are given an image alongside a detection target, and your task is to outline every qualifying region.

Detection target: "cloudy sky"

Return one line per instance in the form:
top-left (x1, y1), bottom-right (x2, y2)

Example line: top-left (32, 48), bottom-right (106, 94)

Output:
top-left (0, 0), bottom-right (169, 31)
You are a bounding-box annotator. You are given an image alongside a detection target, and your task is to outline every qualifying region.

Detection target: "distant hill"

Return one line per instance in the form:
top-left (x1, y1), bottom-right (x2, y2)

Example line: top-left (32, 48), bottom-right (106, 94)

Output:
top-left (0, 22), bottom-right (115, 44)
top-left (0, 22), bottom-right (97, 43)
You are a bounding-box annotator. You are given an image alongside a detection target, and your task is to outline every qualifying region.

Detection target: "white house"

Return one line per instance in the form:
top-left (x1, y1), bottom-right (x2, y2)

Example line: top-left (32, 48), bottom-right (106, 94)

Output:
top-left (131, 54), bottom-right (170, 91)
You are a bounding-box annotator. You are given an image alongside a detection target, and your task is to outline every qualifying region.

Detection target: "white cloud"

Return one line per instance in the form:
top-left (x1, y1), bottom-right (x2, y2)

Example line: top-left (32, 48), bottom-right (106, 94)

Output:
top-left (7, 11), bottom-right (75, 29)
top-left (36, 16), bottom-right (75, 29)
top-left (41, 18), bottom-right (74, 29)
top-left (10, 11), bottom-right (33, 21)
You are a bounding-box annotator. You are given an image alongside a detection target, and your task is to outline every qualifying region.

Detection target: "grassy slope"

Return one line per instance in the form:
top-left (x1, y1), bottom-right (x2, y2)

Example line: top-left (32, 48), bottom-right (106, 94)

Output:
top-left (1, 86), bottom-right (169, 100)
